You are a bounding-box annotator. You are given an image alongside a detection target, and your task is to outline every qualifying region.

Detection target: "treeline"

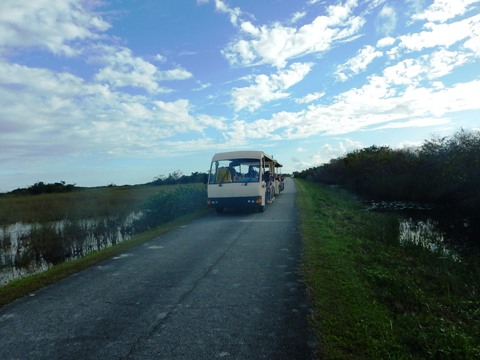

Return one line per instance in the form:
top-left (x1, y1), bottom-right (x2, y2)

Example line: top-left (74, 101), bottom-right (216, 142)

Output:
top-left (9, 181), bottom-right (77, 195)
top-left (294, 129), bottom-right (480, 217)
top-left (5, 171), bottom-right (209, 196)
top-left (148, 171), bottom-right (208, 186)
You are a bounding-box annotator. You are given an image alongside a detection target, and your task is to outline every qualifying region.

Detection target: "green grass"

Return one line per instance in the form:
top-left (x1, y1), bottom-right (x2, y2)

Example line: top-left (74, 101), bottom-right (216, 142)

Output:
top-left (0, 209), bottom-right (210, 308)
top-left (296, 179), bottom-right (480, 359)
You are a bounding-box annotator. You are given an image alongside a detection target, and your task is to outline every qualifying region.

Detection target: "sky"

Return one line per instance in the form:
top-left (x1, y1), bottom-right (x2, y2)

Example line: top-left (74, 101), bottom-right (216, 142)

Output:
top-left (0, 0), bottom-right (479, 192)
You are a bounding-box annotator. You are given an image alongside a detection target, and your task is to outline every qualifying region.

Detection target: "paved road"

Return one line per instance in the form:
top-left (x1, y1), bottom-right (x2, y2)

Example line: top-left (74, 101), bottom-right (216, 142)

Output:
top-left (0, 179), bottom-right (316, 359)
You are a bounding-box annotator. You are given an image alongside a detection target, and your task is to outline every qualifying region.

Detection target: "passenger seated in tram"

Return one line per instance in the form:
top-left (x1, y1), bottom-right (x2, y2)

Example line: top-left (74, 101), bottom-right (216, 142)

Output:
top-left (245, 165), bottom-right (258, 179)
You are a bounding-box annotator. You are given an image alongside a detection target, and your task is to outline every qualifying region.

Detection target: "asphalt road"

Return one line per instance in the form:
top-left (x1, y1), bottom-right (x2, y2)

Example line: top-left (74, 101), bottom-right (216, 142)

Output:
top-left (0, 178), bottom-right (316, 359)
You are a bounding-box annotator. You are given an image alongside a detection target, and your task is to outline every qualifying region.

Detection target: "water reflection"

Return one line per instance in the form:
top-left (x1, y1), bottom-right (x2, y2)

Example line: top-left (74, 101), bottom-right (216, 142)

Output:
top-left (399, 217), bottom-right (459, 261)
top-left (0, 212), bottom-right (141, 285)
top-left (367, 201), bottom-right (474, 261)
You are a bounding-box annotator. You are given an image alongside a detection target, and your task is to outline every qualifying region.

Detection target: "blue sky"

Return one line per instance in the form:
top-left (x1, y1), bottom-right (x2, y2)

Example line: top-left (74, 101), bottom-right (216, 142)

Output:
top-left (0, 0), bottom-right (479, 192)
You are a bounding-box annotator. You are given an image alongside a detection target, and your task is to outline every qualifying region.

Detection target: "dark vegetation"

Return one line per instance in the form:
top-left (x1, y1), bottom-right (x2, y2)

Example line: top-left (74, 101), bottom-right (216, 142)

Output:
top-left (133, 185), bottom-right (206, 231)
top-left (294, 129), bottom-right (480, 244)
top-left (148, 171), bottom-right (208, 186)
top-left (8, 181), bottom-right (77, 196)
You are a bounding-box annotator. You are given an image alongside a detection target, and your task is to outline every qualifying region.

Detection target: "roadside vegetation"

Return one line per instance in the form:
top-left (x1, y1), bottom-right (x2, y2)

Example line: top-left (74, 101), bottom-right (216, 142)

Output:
top-left (0, 185), bottom-right (164, 224)
top-left (296, 179), bottom-right (480, 359)
top-left (0, 171), bottom-right (209, 224)
top-left (295, 129), bottom-right (480, 246)
top-left (0, 177), bottom-right (208, 294)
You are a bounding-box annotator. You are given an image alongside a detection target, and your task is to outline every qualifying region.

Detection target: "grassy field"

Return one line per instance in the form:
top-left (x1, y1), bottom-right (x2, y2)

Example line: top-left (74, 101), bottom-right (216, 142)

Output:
top-left (295, 179), bottom-right (480, 359)
top-left (0, 184), bottom-right (188, 224)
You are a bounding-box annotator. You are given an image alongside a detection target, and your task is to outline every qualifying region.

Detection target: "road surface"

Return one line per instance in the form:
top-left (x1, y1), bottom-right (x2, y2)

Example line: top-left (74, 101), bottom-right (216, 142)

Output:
top-left (0, 178), bottom-right (316, 359)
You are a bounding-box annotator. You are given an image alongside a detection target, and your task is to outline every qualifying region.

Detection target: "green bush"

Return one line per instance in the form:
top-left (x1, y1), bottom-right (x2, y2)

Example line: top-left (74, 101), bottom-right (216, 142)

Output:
top-left (295, 129), bottom-right (480, 244)
top-left (297, 130), bottom-right (480, 205)
top-left (22, 224), bottom-right (71, 265)
top-left (135, 185), bottom-right (206, 231)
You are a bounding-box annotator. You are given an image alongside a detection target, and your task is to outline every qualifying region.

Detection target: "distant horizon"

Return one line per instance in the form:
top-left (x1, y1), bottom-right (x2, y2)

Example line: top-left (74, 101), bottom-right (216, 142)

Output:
top-left (4, 127), bottom-right (478, 194)
top-left (1, 1), bottom-right (479, 193)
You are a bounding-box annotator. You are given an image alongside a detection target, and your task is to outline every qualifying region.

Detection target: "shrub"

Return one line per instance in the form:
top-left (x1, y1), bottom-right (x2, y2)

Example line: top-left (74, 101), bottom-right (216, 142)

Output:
top-left (296, 130), bottom-right (480, 245)
top-left (134, 185), bottom-right (206, 231)
top-left (22, 224), bottom-right (71, 265)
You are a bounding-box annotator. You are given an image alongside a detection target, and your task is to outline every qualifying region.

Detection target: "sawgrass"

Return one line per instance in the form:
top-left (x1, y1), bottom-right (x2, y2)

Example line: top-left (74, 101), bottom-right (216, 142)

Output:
top-left (0, 185), bottom-right (181, 225)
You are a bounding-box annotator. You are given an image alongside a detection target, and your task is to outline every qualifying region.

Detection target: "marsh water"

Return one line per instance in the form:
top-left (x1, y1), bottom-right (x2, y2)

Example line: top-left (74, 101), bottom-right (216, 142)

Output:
top-left (0, 212), bottom-right (141, 285)
top-left (368, 201), bottom-right (476, 261)
top-left (1, 202), bottom-right (476, 286)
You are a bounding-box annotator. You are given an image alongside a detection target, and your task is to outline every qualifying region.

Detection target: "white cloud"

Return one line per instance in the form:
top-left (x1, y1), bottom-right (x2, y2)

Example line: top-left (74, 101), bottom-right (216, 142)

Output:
top-left (464, 35), bottom-right (480, 55)
top-left (290, 11), bottom-right (307, 24)
top-left (413, 0), bottom-right (480, 23)
top-left (383, 58), bottom-right (425, 86)
top-left (398, 14), bottom-right (480, 53)
top-left (193, 82), bottom-right (212, 91)
top-left (214, 0), bottom-right (242, 26)
top-left (296, 92), bottom-right (325, 104)
top-left (222, 0), bottom-right (364, 68)
top-left (0, 0), bottom-right (110, 56)
top-left (158, 67), bottom-right (193, 81)
top-left (224, 75), bottom-right (480, 142)
top-left (0, 62), bottom-right (102, 161)
top-left (373, 117), bottom-right (451, 130)
top-left (152, 99), bottom-right (203, 132)
top-left (405, 0), bottom-right (425, 14)
top-left (309, 139), bottom-right (364, 166)
top-left (463, 14), bottom-right (480, 55)
top-left (381, 48), bottom-right (469, 87)
top-left (232, 62), bottom-right (313, 111)
top-left (0, 60), bottom-right (219, 164)
top-left (376, 36), bottom-right (396, 47)
top-left (232, 76), bottom-right (287, 112)
top-left (428, 49), bottom-right (469, 78)
top-left (376, 4), bottom-right (397, 36)
top-left (92, 46), bottom-right (192, 93)
top-left (155, 54), bottom-right (167, 63)
top-left (335, 45), bottom-right (383, 81)
top-left (398, 139), bottom-right (424, 149)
